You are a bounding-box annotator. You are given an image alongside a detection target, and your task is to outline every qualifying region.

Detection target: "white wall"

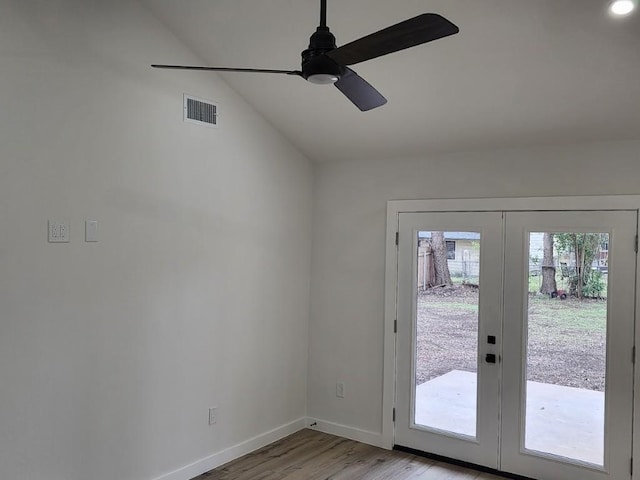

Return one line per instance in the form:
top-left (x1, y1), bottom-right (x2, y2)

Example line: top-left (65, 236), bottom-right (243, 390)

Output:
top-left (0, 1), bottom-right (312, 479)
top-left (308, 141), bottom-right (640, 438)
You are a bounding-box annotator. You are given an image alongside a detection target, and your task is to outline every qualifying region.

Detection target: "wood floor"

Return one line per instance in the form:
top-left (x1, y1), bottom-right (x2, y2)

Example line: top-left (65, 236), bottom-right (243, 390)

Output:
top-left (194, 429), bottom-right (506, 480)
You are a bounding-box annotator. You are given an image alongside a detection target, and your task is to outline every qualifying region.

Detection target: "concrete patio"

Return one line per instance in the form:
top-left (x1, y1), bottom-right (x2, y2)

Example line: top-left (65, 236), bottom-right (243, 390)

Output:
top-left (415, 370), bottom-right (604, 465)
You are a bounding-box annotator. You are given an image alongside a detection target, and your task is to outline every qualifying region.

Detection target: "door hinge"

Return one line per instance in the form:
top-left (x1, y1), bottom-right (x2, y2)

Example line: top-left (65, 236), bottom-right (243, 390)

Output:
top-left (633, 346), bottom-right (636, 364)
top-left (635, 235), bottom-right (638, 253)
top-left (394, 319), bottom-right (397, 333)
top-left (395, 231), bottom-right (399, 246)
top-left (392, 408), bottom-right (396, 422)
top-left (631, 457), bottom-right (633, 475)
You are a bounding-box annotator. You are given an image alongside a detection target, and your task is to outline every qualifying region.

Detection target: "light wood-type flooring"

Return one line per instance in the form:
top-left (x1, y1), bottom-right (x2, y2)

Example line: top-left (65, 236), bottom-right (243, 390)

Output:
top-left (194, 429), bottom-right (507, 480)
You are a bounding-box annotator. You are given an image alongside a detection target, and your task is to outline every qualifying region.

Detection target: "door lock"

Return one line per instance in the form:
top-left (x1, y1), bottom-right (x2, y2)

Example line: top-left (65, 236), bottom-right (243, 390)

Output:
top-left (486, 353), bottom-right (497, 364)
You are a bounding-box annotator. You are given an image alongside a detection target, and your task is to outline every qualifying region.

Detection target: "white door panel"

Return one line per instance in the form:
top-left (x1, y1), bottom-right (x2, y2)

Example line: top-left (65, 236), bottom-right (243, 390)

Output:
top-left (395, 212), bottom-right (503, 468)
top-left (500, 210), bottom-right (636, 480)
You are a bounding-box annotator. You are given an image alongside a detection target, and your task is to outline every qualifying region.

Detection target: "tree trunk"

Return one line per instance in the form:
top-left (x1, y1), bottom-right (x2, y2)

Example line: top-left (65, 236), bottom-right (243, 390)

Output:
top-left (431, 231), bottom-right (453, 286)
top-left (540, 232), bottom-right (557, 294)
top-left (574, 235), bottom-right (583, 299)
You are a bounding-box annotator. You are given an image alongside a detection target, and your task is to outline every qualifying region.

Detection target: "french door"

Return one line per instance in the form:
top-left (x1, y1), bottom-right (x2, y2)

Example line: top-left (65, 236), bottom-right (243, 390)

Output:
top-left (395, 210), bottom-right (637, 480)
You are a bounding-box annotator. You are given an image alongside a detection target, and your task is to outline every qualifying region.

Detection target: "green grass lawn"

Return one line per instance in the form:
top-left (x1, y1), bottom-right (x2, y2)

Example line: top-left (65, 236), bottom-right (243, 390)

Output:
top-left (528, 294), bottom-right (607, 333)
top-left (527, 293), bottom-right (607, 390)
top-left (451, 276), bottom-right (479, 286)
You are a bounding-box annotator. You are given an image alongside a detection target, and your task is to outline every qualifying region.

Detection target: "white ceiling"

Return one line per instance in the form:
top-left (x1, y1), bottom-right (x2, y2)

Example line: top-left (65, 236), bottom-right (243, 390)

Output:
top-left (142, 0), bottom-right (640, 163)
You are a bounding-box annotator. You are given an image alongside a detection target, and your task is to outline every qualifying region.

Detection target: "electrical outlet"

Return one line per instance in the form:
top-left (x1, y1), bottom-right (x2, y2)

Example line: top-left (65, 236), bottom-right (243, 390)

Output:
top-left (336, 382), bottom-right (345, 398)
top-left (208, 407), bottom-right (217, 425)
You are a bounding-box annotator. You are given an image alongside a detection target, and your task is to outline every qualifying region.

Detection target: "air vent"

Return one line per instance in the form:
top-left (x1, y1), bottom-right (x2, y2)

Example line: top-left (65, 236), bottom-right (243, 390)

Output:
top-left (183, 94), bottom-right (218, 127)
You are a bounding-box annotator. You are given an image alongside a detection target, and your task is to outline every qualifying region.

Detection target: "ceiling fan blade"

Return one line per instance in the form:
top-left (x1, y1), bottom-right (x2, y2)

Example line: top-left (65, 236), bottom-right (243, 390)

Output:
top-left (151, 65), bottom-right (302, 76)
top-left (326, 13), bottom-right (459, 66)
top-left (334, 68), bottom-right (387, 111)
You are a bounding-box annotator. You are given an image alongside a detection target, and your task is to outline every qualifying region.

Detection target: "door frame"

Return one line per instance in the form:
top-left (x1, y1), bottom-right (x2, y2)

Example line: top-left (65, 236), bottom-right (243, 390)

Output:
top-left (382, 196), bottom-right (640, 475)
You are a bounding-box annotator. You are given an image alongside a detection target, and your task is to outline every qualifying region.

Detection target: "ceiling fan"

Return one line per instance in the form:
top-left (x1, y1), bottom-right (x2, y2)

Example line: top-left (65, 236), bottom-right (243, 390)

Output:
top-left (152, 0), bottom-right (459, 111)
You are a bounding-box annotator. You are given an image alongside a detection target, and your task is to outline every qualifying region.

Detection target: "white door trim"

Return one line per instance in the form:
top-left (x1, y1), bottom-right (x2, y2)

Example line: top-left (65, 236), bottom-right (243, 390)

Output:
top-left (383, 196), bottom-right (640, 475)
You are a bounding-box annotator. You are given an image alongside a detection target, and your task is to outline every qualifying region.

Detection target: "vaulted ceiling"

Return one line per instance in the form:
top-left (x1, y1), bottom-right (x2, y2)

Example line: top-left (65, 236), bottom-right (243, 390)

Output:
top-left (142, 0), bottom-right (640, 162)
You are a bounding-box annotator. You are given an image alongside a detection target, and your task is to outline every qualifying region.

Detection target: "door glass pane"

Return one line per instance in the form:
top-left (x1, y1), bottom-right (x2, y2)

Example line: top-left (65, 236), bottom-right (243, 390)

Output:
top-left (525, 232), bottom-right (608, 465)
top-left (414, 231), bottom-right (480, 438)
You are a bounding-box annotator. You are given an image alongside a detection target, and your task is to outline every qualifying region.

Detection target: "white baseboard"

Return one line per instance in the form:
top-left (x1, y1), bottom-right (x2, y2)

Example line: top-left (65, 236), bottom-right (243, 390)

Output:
top-left (305, 417), bottom-right (387, 449)
top-left (153, 417), bottom-right (306, 480)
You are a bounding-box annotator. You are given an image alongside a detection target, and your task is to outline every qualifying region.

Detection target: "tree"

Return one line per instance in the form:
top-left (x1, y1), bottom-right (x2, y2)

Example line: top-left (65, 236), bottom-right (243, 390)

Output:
top-left (540, 233), bottom-right (557, 294)
top-left (431, 231), bottom-right (453, 286)
top-left (554, 233), bottom-right (605, 299)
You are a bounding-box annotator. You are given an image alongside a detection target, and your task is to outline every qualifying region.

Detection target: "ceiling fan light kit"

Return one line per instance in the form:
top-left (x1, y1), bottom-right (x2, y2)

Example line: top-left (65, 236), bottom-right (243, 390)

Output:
top-left (307, 73), bottom-right (340, 85)
top-left (609, 0), bottom-right (637, 16)
top-left (152, 0), bottom-right (459, 111)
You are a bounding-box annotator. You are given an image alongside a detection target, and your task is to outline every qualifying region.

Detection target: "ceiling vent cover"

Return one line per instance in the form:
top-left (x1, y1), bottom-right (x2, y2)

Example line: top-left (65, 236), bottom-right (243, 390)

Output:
top-left (184, 94), bottom-right (218, 127)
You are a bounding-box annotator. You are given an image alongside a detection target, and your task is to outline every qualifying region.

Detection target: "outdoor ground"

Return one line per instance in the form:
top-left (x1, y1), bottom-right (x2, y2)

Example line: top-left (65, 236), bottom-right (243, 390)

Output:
top-left (416, 284), bottom-right (607, 391)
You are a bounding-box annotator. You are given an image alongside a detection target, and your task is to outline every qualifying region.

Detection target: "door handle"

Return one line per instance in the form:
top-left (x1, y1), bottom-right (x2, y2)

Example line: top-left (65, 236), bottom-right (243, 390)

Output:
top-left (486, 353), bottom-right (497, 364)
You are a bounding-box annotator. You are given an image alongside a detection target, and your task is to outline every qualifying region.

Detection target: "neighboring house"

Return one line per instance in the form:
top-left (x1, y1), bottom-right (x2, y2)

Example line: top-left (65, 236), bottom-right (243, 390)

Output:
top-left (529, 232), bottom-right (609, 275)
top-left (418, 232), bottom-right (481, 287)
top-left (529, 232), bottom-right (544, 274)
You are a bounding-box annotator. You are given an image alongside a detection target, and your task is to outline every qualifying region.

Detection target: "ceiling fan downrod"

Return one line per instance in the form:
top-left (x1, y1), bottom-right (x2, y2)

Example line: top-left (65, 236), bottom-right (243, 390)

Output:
top-left (320, 0), bottom-right (327, 27)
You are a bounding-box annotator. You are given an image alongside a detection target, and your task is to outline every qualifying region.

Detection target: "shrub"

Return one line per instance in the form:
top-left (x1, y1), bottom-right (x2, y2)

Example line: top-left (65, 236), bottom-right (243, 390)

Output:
top-left (582, 271), bottom-right (605, 298)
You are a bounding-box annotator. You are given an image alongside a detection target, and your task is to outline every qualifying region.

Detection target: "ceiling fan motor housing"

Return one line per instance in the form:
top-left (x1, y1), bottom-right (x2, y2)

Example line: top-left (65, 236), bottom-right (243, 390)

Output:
top-left (301, 26), bottom-right (344, 82)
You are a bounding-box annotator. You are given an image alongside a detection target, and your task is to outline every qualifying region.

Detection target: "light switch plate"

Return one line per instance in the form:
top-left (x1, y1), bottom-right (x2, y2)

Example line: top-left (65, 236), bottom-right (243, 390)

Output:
top-left (336, 382), bottom-right (345, 398)
top-left (208, 407), bottom-right (218, 425)
top-left (85, 220), bottom-right (98, 242)
top-left (48, 220), bottom-right (70, 243)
